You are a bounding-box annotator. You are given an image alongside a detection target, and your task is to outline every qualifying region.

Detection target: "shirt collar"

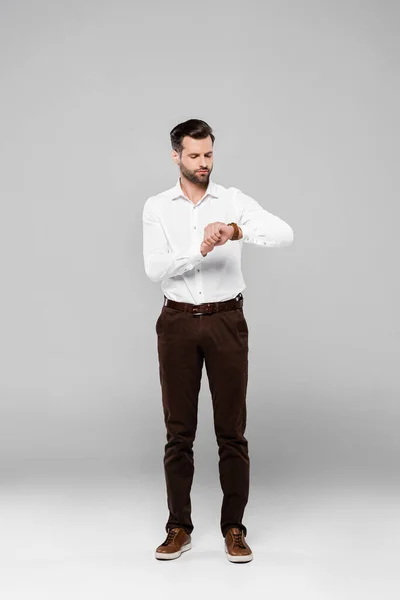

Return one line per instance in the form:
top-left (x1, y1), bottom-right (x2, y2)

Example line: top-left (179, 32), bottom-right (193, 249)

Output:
top-left (169, 177), bottom-right (219, 201)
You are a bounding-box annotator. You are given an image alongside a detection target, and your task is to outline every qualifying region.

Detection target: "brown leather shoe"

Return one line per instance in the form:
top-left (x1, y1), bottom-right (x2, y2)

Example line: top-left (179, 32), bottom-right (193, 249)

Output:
top-left (224, 527), bottom-right (253, 563)
top-left (155, 527), bottom-right (192, 560)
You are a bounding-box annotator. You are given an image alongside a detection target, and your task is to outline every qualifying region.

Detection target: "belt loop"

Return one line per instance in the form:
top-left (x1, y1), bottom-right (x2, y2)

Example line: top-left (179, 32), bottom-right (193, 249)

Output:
top-left (164, 296), bottom-right (168, 306)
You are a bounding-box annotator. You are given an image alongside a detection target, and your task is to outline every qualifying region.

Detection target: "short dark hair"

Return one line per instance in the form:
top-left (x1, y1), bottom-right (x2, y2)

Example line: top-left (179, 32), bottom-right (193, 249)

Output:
top-left (170, 119), bottom-right (215, 154)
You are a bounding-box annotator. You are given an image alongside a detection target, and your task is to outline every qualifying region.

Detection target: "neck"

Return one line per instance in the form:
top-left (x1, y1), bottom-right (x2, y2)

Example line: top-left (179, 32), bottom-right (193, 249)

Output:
top-left (180, 175), bottom-right (208, 204)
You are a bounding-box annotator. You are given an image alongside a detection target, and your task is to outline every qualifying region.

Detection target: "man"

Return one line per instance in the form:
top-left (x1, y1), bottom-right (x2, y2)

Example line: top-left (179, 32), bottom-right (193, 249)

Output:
top-left (142, 119), bottom-right (294, 563)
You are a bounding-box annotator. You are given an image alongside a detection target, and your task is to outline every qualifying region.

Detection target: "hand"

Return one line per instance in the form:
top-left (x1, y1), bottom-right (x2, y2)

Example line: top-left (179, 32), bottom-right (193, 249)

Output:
top-left (200, 240), bottom-right (216, 256)
top-left (203, 222), bottom-right (234, 247)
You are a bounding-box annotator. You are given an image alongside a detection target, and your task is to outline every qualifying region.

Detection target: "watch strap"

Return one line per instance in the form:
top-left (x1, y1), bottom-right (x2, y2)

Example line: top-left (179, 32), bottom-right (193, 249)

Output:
top-left (227, 222), bottom-right (240, 241)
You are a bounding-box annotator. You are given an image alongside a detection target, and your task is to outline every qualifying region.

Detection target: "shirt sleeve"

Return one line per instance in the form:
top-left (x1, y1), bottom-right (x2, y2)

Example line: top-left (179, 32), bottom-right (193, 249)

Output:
top-left (142, 198), bottom-right (206, 283)
top-left (234, 188), bottom-right (294, 247)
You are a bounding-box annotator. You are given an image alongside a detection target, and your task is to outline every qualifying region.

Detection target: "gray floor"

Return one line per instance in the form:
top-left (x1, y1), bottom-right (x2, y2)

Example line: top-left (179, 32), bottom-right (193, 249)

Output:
top-left (0, 472), bottom-right (399, 600)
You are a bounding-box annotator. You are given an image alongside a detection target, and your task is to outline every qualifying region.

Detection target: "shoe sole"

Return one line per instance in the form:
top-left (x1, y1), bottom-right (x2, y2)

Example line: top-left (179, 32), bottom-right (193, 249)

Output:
top-left (155, 541), bottom-right (192, 560)
top-left (224, 543), bottom-right (253, 563)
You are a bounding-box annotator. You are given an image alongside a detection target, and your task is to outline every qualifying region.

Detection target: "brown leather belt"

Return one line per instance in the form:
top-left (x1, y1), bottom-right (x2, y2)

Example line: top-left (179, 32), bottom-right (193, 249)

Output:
top-left (163, 292), bottom-right (243, 316)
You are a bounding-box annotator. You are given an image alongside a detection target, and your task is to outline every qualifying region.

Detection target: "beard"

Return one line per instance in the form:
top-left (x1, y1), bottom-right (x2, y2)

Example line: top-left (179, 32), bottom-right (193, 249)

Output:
top-left (180, 162), bottom-right (212, 185)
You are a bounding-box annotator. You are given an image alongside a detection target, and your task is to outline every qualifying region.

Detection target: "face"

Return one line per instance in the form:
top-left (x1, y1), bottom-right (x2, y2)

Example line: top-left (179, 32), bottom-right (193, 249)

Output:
top-left (172, 135), bottom-right (214, 184)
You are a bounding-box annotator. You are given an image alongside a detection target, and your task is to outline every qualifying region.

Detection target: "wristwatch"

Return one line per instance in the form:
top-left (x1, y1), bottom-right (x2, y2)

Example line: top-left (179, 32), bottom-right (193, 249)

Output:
top-left (227, 222), bottom-right (240, 241)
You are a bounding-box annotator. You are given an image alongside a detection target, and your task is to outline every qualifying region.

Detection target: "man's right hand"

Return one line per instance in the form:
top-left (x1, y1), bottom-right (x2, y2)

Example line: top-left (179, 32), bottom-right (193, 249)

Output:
top-left (200, 242), bottom-right (212, 256)
top-left (200, 234), bottom-right (221, 256)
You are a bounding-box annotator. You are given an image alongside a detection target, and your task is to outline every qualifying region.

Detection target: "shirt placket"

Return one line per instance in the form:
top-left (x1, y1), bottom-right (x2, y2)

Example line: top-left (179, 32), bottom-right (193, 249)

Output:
top-left (191, 200), bottom-right (204, 305)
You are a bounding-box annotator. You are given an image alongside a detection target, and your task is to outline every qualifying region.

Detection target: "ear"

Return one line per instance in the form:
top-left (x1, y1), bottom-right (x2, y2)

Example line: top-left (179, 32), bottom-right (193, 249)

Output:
top-left (171, 150), bottom-right (180, 165)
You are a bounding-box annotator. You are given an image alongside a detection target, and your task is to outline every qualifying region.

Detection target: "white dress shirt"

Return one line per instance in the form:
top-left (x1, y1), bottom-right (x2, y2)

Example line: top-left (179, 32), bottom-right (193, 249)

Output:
top-left (142, 177), bottom-right (294, 304)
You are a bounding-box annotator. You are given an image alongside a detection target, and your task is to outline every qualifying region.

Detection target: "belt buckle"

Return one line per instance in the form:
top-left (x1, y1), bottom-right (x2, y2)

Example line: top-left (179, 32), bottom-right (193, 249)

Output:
top-left (192, 303), bottom-right (211, 316)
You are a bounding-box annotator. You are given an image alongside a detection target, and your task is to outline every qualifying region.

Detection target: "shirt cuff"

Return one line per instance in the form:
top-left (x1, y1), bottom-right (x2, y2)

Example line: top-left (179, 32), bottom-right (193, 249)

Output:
top-left (239, 223), bottom-right (253, 241)
top-left (188, 238), bottom-right (206, 267)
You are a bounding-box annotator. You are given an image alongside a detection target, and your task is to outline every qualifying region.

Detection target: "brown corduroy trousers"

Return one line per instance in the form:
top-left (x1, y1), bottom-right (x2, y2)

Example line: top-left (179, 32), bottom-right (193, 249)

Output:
top-left (156, 295), bottom-right (250, 538)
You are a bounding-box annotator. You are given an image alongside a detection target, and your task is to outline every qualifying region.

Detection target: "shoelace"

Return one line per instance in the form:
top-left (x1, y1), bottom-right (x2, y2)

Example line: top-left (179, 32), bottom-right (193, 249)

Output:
top-left (232, 532), bottom-right (246, 548)
top-left (163, 529), bottom-right (178, 546)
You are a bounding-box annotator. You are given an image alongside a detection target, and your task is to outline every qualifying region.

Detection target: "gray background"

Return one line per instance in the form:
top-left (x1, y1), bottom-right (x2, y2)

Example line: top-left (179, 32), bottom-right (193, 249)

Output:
top-left (0, 1), bottom-right (399, 598)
